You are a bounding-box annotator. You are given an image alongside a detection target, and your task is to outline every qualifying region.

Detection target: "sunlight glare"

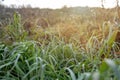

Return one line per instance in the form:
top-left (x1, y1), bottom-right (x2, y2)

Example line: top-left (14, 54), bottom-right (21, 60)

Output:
top-left (1, 0), bottom-right (119, 9)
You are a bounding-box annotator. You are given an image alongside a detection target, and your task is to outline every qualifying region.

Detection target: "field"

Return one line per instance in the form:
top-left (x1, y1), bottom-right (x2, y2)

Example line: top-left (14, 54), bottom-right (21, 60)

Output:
top-left (0, 5), bottom-right (120, 80)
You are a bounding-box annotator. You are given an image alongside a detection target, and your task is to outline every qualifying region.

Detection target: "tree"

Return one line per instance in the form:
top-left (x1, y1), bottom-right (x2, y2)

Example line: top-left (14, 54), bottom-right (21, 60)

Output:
top-left (101, 0), bottom-right (104, 8)
top-left (116, 0), bottom-right (120, 18)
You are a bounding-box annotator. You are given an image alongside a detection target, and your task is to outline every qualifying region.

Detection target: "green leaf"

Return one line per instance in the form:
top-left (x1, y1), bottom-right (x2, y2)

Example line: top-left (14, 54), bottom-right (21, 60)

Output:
top-left (105, 59), bottom-right (120, 80)
top-left (66, 68), bottom-right (76, 80)
top-left (99, 61), bottom-right (109, 73)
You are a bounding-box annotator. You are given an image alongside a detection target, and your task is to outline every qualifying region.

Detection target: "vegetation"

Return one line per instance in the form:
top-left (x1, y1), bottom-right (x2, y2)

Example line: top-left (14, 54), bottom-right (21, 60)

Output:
top-left (0, 3), bottom-right (120, 80)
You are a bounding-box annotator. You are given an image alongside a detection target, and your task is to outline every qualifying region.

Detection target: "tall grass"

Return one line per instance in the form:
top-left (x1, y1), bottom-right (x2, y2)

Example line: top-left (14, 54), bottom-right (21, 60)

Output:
top-left (0, 39), bottom-right (120, 80)
top-left (4, 12), bottom-right (27, 43)
top-left (0, 11), bottom-right (120, 80)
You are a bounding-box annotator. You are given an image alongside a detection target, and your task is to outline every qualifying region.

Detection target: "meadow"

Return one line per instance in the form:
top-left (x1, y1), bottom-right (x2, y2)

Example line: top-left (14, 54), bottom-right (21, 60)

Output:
top-left (0, 5), bottom-right (120, 80)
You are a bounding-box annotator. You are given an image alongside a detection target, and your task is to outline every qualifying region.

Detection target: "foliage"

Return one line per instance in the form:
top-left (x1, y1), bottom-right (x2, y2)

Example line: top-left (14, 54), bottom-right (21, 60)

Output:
top-left (0, 40), bottom-right (120, 79)
top-left (4, 12), bottom-right (27, 43)
top-left (0, 5), bottom-right (120, 80)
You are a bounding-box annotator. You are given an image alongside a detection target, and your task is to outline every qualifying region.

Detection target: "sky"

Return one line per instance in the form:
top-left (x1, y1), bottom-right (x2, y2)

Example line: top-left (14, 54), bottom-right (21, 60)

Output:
top-left (1, 0), bottom-right (118, 9)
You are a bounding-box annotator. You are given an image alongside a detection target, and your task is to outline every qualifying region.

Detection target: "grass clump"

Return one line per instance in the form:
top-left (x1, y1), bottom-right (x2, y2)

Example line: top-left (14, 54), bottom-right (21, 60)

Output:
top-left (0, 10), bottom-right (120, 80)
top-left (0, 40), bottom-right (120, 80)
top-left (3, 12), bottom-right (27, 43)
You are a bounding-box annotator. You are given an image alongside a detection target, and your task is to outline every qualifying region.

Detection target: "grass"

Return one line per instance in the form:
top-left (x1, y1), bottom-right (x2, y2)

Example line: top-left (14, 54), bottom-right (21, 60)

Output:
top-left (0, 39), bottom-right (120, 80)
top-left (0, 11), bottom-right (120, 80)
